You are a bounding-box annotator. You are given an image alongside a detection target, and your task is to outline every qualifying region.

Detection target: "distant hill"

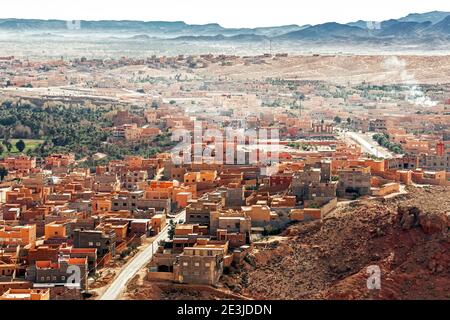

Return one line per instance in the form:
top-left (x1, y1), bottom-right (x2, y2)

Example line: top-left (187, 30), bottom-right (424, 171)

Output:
top-left (278, 12), bottom-right (450, 42)
top-left (129, 34), bottom-right (152, 40)
top-left (377, 20), bottom-right (433, 37)
top-left (398, 11), bottom-right (450, 24)
top-left (0, 11), bottom-right (449, 44)
top-left (0, 19), bottom-right (306, 37)
top-left (427, 15), bottom-right (450, 34)
top-left (276, 22), bottom-right (370, 40)
top-left (172, 34), bottom-right (268, 42)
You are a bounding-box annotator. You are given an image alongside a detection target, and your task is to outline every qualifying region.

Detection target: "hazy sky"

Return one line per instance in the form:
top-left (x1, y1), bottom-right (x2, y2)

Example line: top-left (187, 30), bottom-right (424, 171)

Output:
top-left (1, 0), bottom-right (450, 28)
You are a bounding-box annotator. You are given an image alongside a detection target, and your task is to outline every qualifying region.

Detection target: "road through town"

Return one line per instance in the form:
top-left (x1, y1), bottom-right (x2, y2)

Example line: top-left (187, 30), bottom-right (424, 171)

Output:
top-left (344, 131), bottom-right (393, 159)
top-left (99, 210), bottom-right (186, 300)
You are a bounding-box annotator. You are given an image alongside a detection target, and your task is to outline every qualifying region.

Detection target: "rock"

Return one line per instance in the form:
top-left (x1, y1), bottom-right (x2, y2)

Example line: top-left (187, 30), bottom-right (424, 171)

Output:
top-left (428, 259), bottom-right (437, 272)
top-left (401, 213), bottom-right (416, 230)
top-left (398, 206), bottom-right (421, 230)
top-left (371, 253), bottom-right (381, 261)
top-left (371, 227), bottom-right (385, 237)
top-left (419, 212), bottom-right (448, 235)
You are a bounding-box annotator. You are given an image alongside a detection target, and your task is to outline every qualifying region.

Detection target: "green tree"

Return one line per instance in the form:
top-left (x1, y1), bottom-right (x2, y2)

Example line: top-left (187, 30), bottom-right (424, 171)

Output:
top-left (15, 139), bottom-right (26, 153)
top-left (0, 144), bottom-right (3, 155)
top-left (0, 167), bottom-right (7, 181)
top-left (2, 140), bottom-right (12, 153)
top-left (168, 220), bottom-right (177, 240)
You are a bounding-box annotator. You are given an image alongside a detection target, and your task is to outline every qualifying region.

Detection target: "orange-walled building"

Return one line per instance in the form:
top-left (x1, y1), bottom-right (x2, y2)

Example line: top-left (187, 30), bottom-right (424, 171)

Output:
top-left (92, 196), bottom-right (112, 214)
top-left (151, 214), bottom-right (167, 234)
top-left (124, 156), bottom-right (144, 169)
top-left (45, 154), bottom-right (75, 168)
top-left (0, 224), bottom-right (36, 247)
top-left (44, 221), bottom-right (67, 240)
top-left (6, 187), bottom-right (34, 208)
top-left (348, 159), bottom-right (385, 173)
top-left (4, 156), bottom-right (36, 172)
top-left (145, 181), bottom-right (174, 200)
top-left (175, 192), bottom-right (192, 208)
top-left (0, 288), bottom-right (50, 300)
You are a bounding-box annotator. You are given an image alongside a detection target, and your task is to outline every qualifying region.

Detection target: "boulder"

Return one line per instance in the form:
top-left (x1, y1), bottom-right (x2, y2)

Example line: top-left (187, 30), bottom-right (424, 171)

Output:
top-left (398, 206), bottom-right (421, 230)
top-left (419, 212), bottom-right (448, 235)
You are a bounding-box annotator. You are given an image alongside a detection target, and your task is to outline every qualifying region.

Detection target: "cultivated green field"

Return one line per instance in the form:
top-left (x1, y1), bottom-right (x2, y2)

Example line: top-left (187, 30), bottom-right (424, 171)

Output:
top-left (0, 139), bottom-right (44, 156)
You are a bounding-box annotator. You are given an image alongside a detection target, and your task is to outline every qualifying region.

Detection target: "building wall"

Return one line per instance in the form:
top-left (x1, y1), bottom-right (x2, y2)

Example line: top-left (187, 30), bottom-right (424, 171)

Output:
top-left (44, 223), bottom-right (67, 240)
top-left (0, 224), bottom-right (36, 246)
top-left (175, 253), bottom-right (223, 286)
top-left (371, 182), bottom-right (400, 196)
top-left (337, 168), bottom-right (371, 197)
top-left (0, 281), bottom-right (32, 295)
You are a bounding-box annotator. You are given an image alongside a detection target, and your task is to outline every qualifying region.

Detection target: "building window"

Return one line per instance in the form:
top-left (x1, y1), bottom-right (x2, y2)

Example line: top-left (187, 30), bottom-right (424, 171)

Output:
top-left (183, 262), bottom-right (188, 267)
top-left (194, 262), bottom-right (199, 267)
top-left (89, 242), bottom-right (94, 246)
top-left (61, 276), bottom-right (66, 281)
top-left (205, 263), bottom-right (210, 267)
top-left (96, 242), bottom-right (101, 246)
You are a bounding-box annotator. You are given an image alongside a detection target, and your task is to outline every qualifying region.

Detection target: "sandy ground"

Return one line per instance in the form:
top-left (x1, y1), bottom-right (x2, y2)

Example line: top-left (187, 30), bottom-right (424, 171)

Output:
top-left (195, 55), bottom-right (450, 85)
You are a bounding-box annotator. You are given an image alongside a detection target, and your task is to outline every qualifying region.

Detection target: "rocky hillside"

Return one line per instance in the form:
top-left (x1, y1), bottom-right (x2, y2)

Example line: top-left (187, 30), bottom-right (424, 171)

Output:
top-left (223, 186), bottom-right (449, 300)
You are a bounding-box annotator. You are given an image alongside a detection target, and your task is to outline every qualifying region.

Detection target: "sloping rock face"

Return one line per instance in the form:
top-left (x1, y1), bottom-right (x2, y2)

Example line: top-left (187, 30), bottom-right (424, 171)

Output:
top-left (398, 205), bottom-right (448, 235)
top-left (224, 186), bottom-right (449, 300)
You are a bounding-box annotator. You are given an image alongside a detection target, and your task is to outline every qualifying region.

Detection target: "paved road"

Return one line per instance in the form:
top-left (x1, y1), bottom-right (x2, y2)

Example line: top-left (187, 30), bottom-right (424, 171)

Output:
top-left (154, 167), bottom-right (164, 181)
top-left (99, 210), bottom-right (185, 300)
top-left (344, 131), bottom-right (393, 159)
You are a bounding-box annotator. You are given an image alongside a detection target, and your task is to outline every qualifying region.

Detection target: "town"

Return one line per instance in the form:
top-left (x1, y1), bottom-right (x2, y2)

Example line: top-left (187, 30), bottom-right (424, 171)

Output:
top-left (0, 52), bottom-right (449, 300)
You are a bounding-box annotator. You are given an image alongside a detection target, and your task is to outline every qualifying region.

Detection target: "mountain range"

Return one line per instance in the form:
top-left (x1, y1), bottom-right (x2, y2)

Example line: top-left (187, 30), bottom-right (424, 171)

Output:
top-left (0, 11), bottom-right (449, 44)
